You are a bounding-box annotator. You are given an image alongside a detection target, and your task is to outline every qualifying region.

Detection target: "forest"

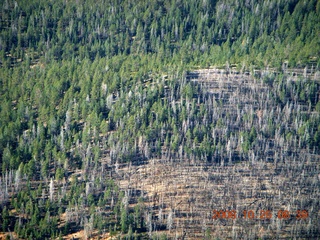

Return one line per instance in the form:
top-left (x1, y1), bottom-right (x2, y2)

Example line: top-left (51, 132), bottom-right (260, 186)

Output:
top-left (0, 0), bottom-right (319, 239)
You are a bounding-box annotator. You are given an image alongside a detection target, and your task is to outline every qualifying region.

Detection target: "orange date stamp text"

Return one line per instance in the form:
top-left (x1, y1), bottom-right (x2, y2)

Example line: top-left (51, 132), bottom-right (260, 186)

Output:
top-left (212, 209), bottom-right (308, 220)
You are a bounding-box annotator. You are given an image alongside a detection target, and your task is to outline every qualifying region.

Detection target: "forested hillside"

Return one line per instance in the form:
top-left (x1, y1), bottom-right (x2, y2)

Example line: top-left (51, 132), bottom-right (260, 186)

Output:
top-left (0, 0), bottom-right (319, 239)
top-left (1, 0), bottom-right (319, 67)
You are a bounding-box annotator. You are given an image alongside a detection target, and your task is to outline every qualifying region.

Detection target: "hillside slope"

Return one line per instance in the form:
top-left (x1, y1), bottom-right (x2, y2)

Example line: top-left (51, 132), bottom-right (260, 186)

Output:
top-left (0, 0), bottom-right (320, 239)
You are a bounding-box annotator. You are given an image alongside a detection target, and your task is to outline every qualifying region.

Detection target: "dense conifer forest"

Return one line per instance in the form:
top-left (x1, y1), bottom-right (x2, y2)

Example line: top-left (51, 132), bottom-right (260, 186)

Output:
top-left (0, 0), bottom-right (319, 239)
